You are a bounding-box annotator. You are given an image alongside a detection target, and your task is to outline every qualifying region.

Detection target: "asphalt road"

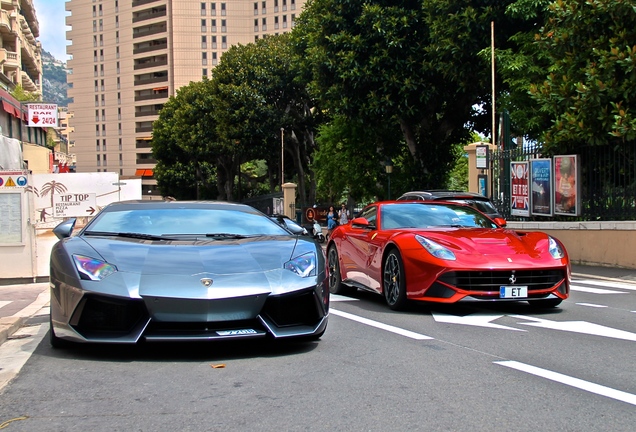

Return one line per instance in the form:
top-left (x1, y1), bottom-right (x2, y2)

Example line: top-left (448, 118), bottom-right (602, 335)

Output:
top-left (1, 273), bottom-right (635, 431)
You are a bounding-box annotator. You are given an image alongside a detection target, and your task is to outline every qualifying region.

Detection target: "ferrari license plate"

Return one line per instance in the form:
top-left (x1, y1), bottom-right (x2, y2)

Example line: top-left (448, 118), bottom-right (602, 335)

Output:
top-left (499, 286), bottom-right (528, 298)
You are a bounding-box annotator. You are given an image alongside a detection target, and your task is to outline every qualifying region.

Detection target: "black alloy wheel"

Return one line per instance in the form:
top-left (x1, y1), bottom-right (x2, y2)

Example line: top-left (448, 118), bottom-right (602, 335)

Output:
top-left (328, 245), bottom-right (354, 295)
top-left (383, 249), bottom-right (408, 310)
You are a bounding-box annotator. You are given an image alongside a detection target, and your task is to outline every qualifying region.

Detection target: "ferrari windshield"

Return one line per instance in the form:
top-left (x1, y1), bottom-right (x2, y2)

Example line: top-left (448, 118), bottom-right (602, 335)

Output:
top-left (84, 208), bottom-right (290, 237)
top-left (380, 203), bottom-right (499, 229)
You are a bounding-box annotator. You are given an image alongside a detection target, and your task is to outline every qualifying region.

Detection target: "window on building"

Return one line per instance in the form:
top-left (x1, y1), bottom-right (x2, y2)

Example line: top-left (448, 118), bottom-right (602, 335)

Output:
top-left (97, 155), bottom-right (101, 166)
top-left (202, 68), bottom-right (208, 78)
top-left (254, 2), bottom-right (258, 15)
top-left (211, 19), bottom-right (216, 32)
top-left (221, 19), bottom-right (226, 32)
top-left (103, 139), bottom-right (107, 150)
top-left (222, 36), bottom-right (227, 49)
top-left (96, 139), bottom-right (100, 149)
top-left (211, 3), bottom-right (217, 16)
top-left (93, 20), bottom-right (97, 32)
top-left (201, 19), bottom-right (206, 32)
top-left (103, 154), bottom-right (107, 167)
top-left (202, 52), bottom-right (208, 65)
top-left (102, 109), bottom-right (106, 121)
top-left (94, 79), bottom-right (99, 92)
top-left (201, 35), bottom-right (207, 49)
top-left (262, 18), bottom-right (266, 31)
top-left (212, 35), bottom-right (217, 48)
top-left (201, 2), bottom-right (206, 15)
top-left (221, 3), bottom-right (226, 15)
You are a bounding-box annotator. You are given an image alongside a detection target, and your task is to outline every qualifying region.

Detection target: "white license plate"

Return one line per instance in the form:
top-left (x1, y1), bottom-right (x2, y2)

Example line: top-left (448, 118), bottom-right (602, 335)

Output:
top-left (499, 286), bottom-right (528, 298)
top-left (216, 329), bottom-right (257, 336)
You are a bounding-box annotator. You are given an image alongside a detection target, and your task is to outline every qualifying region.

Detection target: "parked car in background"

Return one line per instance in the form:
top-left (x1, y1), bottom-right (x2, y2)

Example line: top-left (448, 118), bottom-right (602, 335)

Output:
top-left (397, 190), bottom-right (504, 221)
top-left (327, 201), bottom-right (569, 311)
top-left (49, 201), bottom-right (328, 347)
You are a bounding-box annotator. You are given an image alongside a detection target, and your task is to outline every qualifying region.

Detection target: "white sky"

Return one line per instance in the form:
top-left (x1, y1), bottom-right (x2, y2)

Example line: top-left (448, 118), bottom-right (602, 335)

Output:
top-left (33, 0), bottom-right (70, 61)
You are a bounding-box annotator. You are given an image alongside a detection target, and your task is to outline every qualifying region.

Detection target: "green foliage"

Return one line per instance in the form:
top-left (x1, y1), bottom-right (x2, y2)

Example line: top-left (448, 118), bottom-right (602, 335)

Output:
top-left (152, 80), bottom-right (220, 199)
top-left (295, 0), bottom-right (518, 189)
top-left (528, 0), bottom-right (636, 152)
top-left (10, 85), bottom-right (40, 102)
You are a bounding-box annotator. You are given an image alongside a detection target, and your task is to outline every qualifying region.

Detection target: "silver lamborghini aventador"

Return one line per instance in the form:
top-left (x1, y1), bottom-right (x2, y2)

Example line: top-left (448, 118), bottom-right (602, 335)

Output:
top-left (49, 200), bottom-right (329, 347)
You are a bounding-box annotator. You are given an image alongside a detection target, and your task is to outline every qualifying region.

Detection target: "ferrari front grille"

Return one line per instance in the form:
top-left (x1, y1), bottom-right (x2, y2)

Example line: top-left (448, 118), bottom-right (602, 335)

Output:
top-left (438, 269), bottom-right (566, 292)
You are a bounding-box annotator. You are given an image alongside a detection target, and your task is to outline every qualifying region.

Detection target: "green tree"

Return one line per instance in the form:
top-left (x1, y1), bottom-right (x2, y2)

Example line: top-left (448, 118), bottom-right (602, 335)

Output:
top-left (152, 80), bottom-right (219, 199)
top-left (211, 35), bottom-right (320, 205)
top-left (528, 0), bottom-right (636, 152)
top-left (10, 85), bottom-right (41, 102)
top-left (295, 0), bottom-right (517, 189)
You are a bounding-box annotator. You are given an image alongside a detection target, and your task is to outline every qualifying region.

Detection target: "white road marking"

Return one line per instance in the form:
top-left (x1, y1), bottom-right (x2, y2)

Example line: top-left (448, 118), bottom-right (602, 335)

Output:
top-left (330, 295), bottom-right (359, 302)
top-left (330, 308), bottom-right (433, 340)
top-left (575, 303), bottom-right (608, 308)
top-left (495, 360), bottom-right (636, 406)
top-left (573, 279), bottom-right (636, 291)
top-left (432, 312), bottom-right (525, 331)
top-left (0, 300), bottom-right (11, 309)
top-left (511, 315), bottom-right (636, 342)
top-left (570, 285), bottom-right (627, 294)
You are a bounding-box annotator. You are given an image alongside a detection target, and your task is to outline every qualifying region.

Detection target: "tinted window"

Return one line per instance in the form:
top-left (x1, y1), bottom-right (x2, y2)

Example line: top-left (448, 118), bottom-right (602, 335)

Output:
top-left (380, 203), bottom-right (498, 229)
top-left (86, 208), bottom-right (289, 236)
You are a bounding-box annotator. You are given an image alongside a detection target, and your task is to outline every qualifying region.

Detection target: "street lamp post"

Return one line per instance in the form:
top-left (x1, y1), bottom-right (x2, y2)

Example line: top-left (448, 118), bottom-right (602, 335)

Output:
top-left (280, 128), bottom-right (285, 187)
top-left (385, 159), bottom-right (393, 200)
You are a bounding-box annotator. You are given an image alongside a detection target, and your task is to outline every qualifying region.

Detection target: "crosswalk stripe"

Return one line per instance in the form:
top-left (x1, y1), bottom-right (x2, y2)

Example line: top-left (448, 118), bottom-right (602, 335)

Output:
top-left (0, 301), bottom-right (11, 309)
top-left (573, 279), bottom-right (636, 291)
top-left (570, 285), bottom-right (627, 294)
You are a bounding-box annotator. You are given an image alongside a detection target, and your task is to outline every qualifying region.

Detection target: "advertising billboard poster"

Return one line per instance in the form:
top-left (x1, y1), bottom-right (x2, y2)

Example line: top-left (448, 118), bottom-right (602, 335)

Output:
top-left (27, 104), bottom-right (59, 127)
top-left (530, 158), bottom-right (553, 216)
top-left (510, 161), bottom-right (529, 217)
top-left (554, 154), bottom-right (580, 216)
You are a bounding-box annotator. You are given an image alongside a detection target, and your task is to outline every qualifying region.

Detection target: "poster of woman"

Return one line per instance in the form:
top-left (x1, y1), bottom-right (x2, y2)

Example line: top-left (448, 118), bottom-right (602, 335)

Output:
top-left (530, 159), bottom-right (552, 216)
top-left (554, 155), bottom-right (580, 216)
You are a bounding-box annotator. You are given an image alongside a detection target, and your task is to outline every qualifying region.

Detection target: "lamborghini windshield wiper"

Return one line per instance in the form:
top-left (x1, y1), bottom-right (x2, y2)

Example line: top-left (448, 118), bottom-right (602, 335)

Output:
top-left (204, 233), bottom-right (254, 239)
top-left (84, 231), bottom-right (175, 241)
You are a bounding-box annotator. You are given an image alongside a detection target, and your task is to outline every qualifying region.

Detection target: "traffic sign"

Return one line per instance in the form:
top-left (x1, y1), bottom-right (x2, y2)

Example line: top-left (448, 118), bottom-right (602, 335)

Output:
top-left (53, 193), bottom-right (97, 218)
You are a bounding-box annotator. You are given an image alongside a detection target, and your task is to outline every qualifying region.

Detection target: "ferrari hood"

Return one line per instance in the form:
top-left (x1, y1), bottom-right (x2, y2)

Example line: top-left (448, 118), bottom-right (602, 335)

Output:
top-left (415, 228), bottom-right (546, 257)
top-left (80, 236), bottom-right (301, 276)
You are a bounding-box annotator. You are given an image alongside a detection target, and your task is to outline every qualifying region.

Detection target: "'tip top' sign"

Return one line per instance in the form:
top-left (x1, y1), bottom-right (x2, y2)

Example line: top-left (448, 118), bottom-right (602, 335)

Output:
top-left (53, 193), bottom-right (97, 218)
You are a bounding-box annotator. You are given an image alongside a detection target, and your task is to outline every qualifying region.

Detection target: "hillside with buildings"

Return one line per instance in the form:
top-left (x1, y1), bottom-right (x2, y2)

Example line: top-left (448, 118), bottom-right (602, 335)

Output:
top-left (42, 50), bottom-right (70, 106)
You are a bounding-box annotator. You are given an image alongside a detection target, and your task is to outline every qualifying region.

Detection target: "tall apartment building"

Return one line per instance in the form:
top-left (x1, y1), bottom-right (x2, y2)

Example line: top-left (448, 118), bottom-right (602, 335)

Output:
top-left (66, 0), bottom-right (305, 198)
top-left (0, 0), bottom-right (42, 95)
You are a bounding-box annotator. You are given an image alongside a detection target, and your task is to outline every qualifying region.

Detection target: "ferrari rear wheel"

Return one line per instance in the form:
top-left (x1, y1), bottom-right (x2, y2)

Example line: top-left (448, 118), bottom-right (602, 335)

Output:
top-left (328, 245), bottom-right (354, 296)
top-left (383, 249), bottom-right (408, 311)
top-left (528, 298), bottom-right (562, 308)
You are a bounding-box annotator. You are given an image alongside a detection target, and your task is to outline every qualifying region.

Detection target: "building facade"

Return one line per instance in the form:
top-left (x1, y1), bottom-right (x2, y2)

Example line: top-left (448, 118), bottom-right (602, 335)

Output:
top-left (66, 0), bottom-right (305, 198)
top-left (0, 0), bottom-right (42, 95)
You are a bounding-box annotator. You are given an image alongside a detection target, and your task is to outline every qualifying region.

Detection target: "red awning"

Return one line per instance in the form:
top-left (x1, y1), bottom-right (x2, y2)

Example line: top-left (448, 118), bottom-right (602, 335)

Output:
top-left (135, 169), bottom-right (154, 177)
top-left (1, 100), bottom-right (21, 118)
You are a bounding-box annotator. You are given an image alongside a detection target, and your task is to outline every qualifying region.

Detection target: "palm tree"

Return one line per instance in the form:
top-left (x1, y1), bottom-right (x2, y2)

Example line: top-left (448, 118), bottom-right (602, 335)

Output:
top-left (40, 181), bottom-right (68, 208)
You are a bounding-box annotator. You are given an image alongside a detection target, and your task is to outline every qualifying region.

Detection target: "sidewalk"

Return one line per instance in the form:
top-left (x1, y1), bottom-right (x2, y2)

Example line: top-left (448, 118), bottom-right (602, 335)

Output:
top-left (0, 283), bottom-right (50, 346)
top-left (1, 265), bottom-right (636, 347)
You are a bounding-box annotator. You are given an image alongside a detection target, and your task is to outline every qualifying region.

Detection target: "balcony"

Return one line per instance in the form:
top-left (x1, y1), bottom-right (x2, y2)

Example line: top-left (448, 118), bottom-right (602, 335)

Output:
top-left (132, 23), bottom-right (167, 39)
top-left (132, 7), bottom-right (167, 23)
top-left (134, 57), bottom-right (168, 70)
top-left (0, 49), bottom-right (20, 70)
top-left (133, 40), bottom-right (167, 55)
top-left (132, 0), bottom-right (160, 7)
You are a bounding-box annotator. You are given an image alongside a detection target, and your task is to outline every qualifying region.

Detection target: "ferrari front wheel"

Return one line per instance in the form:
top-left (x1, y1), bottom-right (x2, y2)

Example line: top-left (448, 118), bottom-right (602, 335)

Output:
top-left (328, 245), bottom-right (354, 296)
top-left (383, 249), bottom-right (408, 310)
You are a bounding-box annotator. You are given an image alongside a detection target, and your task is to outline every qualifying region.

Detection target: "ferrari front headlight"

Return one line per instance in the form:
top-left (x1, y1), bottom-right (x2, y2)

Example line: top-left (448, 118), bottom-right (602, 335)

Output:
top-left (415, 235), bottom-right (456, 261)
top-left (548, 236), bottom-right (565, 259)
top-left (284, 252), bottom-right (316, 277)
top-left (73, 254), bottom-right (118, 281)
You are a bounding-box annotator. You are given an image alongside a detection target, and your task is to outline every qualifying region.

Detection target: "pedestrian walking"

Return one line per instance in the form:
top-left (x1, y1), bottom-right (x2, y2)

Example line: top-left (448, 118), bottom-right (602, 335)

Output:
top-left (338, 204), bottom-right (350, 225)
top-left (326, 205), bottom-right (337, 238)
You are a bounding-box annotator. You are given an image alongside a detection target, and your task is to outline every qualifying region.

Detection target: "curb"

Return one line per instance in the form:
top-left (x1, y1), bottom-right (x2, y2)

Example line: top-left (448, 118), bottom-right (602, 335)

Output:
top-left (0, 317), bottom-right (27, 346)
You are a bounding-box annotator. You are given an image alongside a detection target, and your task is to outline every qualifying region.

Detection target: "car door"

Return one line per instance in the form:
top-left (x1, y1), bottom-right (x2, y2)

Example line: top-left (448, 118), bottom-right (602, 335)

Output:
top-left (339, 206), bottom-right (378, 289)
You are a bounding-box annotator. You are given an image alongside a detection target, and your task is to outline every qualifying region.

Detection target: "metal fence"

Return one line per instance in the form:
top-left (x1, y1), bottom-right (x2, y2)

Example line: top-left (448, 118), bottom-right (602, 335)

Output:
top-left (491, 141), bottom-right (636, 221)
